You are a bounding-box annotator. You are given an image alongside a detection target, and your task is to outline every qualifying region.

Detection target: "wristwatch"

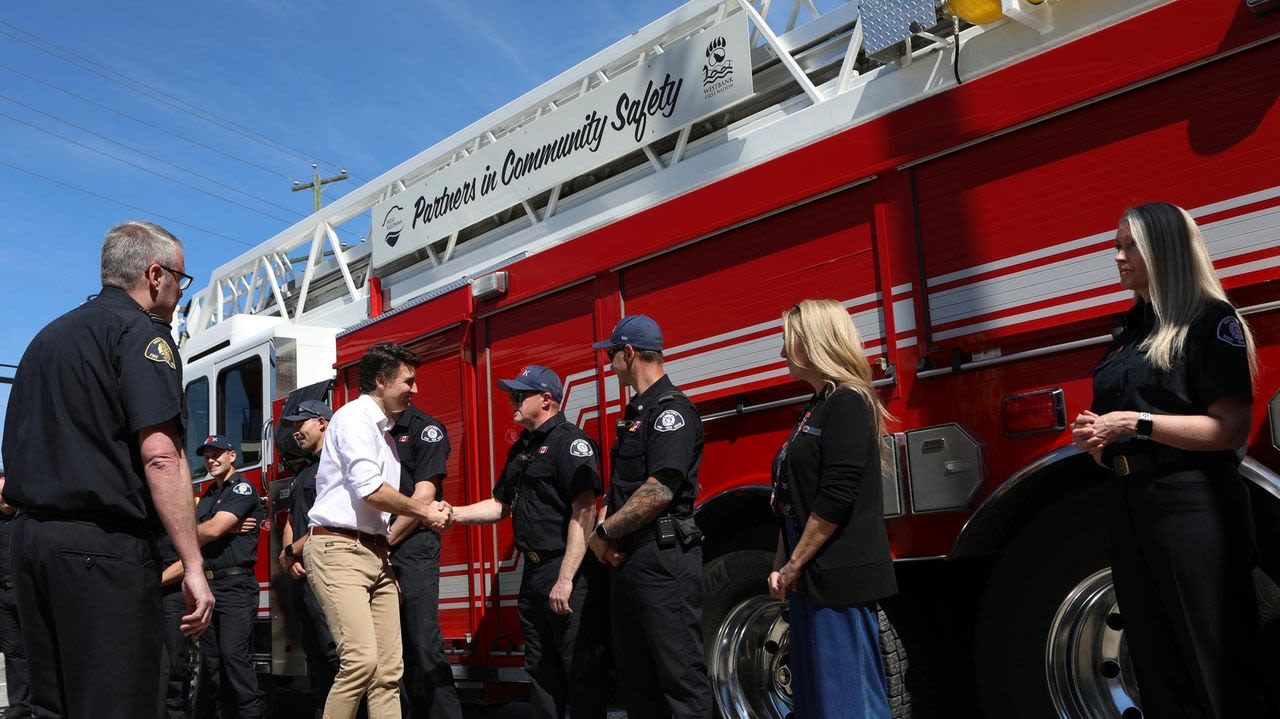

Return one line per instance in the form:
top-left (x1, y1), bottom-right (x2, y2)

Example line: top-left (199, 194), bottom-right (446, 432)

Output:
top-left (284, 543), bottom-right (299, 559)
top-left (594, 523), bottom-right (610, 541)
top-left (1136, 412), bottom-right (1153, 441)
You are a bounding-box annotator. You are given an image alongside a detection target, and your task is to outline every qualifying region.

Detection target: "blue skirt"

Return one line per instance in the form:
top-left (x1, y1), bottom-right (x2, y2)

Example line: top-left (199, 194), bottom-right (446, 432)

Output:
top-left (787, 592), bottom-right (892, 719)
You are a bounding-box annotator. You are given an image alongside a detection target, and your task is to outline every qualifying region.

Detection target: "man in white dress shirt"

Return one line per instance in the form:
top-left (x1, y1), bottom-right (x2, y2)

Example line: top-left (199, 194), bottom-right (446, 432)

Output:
top-left (304, 341), bottom-right (453, 719)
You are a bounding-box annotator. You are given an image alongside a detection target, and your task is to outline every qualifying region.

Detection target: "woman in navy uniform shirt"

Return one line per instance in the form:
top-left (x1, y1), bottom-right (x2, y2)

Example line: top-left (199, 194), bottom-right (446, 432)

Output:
top-left (768, 299), bottom-right (896, 719)
top-left (1072, 202), bottom-right (1263, 717)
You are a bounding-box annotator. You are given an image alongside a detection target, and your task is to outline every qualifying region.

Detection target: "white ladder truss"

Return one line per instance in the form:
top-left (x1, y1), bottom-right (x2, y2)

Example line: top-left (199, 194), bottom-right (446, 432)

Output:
top-left (181, 0), bottom-right (1074, 341)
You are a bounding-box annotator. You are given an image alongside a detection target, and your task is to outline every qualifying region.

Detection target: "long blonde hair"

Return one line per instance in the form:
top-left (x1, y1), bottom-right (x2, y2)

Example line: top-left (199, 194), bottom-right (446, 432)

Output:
top-left (1122, 203), bottom-right (1257, 377)
top-left (782, 299), bottom-right (890, 436)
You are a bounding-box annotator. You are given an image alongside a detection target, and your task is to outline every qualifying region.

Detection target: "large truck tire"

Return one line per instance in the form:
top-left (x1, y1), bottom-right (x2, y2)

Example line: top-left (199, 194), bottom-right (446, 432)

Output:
top-left (702, 548), bottom-right (913, 719)
top-left (974, 482), bottom-right (1128, 718)
top-left (977, 477), bottom-right (1280, 718)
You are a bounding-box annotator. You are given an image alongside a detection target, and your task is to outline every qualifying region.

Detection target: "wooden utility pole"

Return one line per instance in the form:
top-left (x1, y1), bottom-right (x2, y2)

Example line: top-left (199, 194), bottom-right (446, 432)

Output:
top-left (292, 163), bottom-right (349, 211)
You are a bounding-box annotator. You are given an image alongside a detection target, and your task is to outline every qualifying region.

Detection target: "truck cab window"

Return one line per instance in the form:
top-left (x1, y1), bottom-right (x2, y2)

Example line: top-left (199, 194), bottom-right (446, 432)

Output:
top-left (218, 357), bottom-right (264, 468)
top-left (185, 378), bottom-right (209, 481)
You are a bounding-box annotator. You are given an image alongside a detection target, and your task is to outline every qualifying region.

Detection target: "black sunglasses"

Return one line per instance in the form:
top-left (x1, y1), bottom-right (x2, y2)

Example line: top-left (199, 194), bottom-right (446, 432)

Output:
top-left (509, 390), bottom-right (540, 403)
top-left (161, 265), bottom-right (194, 291)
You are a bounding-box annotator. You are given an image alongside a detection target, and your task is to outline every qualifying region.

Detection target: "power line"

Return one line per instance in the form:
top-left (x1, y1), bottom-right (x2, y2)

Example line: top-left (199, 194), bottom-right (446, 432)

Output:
top-left (0, 21), bottom-right (368, 183)
top-left (0, 158), bottom-right (255, 247)
top-left (0, 110), bottom-right (301, 225)
top-left (0, 90), bottom-right (364, 240)
top-left (0, 62), bottom-right (293, 181)
top-left (0, 93), bottom-right (308, 220)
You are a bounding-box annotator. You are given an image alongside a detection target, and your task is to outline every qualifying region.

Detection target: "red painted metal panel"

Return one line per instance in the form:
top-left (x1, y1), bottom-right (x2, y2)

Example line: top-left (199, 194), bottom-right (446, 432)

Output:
top-left (914, 39), bottom-right (1280, 350)
top-left (336, 286), bottom-right (471, 368)
top-left (620, 184), bottom-right (882, 407)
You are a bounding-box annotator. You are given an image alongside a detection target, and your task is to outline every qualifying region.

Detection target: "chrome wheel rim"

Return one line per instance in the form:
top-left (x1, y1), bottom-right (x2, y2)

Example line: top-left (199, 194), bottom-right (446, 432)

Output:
top-left (1046, 568), bottom-right (1143, 718)
top-left (709, 595), bottom-right (793, 719)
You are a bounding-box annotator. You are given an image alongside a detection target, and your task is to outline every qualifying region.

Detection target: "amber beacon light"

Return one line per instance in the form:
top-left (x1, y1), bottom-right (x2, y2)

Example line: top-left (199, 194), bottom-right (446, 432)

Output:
top-left (948, 0), bottom-right (1044, 25)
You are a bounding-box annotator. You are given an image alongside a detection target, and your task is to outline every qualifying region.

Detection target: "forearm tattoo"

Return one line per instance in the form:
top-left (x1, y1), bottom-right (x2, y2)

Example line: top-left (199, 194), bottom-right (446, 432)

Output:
top-left (606, 478), bottom-right (674, 537)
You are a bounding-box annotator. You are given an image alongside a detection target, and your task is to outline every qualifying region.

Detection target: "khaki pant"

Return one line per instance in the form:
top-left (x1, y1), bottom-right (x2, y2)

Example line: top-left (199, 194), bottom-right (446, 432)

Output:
top-left (304, 532), bottom-right (403, 719)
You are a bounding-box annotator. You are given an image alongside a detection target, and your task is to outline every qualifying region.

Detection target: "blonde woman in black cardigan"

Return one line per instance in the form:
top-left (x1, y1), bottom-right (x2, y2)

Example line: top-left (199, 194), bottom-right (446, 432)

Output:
top-left (768, 299), bottom-right (896, 718)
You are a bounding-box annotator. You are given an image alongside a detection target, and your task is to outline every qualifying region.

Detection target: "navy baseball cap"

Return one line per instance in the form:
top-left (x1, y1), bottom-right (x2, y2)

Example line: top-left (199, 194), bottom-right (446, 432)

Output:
top-left (197, 434), bottom-right (236, 455)
top-left (283, 400), bottom-right (333, 422)
top-left (497, 365), bottom-right (564, 402)
top-left (592, 315), bottom-right (663, 352)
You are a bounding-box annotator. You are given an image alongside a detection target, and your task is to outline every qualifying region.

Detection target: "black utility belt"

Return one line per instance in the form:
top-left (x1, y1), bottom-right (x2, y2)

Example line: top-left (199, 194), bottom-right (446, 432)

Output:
top-left (204, 566), bottom-right (255, 580)
top-left (1110, 447), bottom-right (1232, 477)
top-left (521, 549), bottom-right (565, 566)
top-left (619, 515), bottom-right (703, 551)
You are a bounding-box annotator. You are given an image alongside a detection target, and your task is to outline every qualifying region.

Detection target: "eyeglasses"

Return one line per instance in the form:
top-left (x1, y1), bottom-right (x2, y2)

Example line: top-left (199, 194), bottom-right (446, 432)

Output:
top-left (606, 347), bottom-right (625, 361)
top-left (161, 265), bottom-right (194, 291)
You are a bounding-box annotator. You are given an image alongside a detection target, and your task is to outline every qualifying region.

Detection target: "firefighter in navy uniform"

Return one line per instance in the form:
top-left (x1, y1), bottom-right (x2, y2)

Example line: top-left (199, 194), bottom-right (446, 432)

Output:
top-left (182, 435), bottom-right (266, 719)
top-left (387, 403), bottom-right (464, 719)
top-left (278, 400), bottom-right (344, 718)
top-left (585, 316), bottom-right (712, 719)
top-left (1, 221), bottom-right (213, 719)
top-left (0, 467), bottom-right (31, 719)
top-left (453, 365), bottom-right (607, 719)
top-left (1073, 203), bottom-right (1266, 717)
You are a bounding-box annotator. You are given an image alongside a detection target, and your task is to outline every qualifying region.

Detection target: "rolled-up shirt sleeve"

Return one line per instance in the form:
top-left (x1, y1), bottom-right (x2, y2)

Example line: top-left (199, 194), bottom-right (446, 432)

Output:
top-left (335, 419), bottom-right (395, 499)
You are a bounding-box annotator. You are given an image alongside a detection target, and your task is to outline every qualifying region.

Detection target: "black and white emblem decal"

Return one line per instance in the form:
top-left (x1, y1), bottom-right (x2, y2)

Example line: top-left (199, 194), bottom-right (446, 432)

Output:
top-left (232, 483), bottom-right (253, 496)
top-left (1217, 316), bottom-right (1246, 348)
top-left (569, 439), bottom-right (593, 457)
top-left (422, 425), bottom-right (444, 443)
top-left (654, 409), bottom-right (685, 432)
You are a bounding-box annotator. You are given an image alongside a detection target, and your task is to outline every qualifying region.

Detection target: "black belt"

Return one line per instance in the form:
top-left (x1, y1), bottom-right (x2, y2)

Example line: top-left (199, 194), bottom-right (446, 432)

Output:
top-left (204, 566), bottom-right (254, 580)
top-left (522, 549), bottom-right (565, 566)
top-left (1110, 447), bottom-right (1231, 477)
top-left (312, 525), bottom-right (390, 558)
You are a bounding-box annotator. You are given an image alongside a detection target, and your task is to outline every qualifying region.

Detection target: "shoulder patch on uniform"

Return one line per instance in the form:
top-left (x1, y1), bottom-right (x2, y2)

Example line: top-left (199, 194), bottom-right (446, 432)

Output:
top-left (569, 438), bottom-right (594, 457)
top-left (421, 425), bottom-right (444, 443)
top-left (232, 483), bottom-right (253, 496)
top-left (654, 409), bottom-right (685, 432)
top-left (1216, 316), bottom-right (1246, 348)
top-left (144, 336), bottom-right (176, 369)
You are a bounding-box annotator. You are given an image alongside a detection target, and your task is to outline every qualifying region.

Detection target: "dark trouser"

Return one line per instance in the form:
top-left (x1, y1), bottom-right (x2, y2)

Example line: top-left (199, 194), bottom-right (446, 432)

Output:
top-left (1109, 464), bottom-right (1265, 718)
top-left (193, 573), bottom-right (264, 719)
top-left (389, 530), bottom-right (461, 719)
top-left (160, 587), bottom-right (195, 719)
top-left (0, 578), bottom-right (31, 718)
top-left (610, 538), bottom-right (711, 719)
top-left (10, 514), bottom-right (163, 719)
top-left (292, 578), bottom-right (341, 719)
top-left (518, 554), bottom-right (607, 719)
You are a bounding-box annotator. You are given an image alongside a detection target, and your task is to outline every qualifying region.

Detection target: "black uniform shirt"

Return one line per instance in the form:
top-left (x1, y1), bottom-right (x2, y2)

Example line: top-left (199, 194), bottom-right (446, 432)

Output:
top-left (197, 474), bottom-right (260, 570)
top-left (1, 287), bottom-right (184, 529)
top-left (389, 405), bottom-right (450, 500)
top-left (493, 412), bottom-right (601, 555)
top-left (1091, 298), bottom-right (1252, 463)
top-left (770, 385), bottom-right (897, 605)
top-left (606, 375), bottom-right (702, 519)
top-left (287, 455), bottom-right (321, 540)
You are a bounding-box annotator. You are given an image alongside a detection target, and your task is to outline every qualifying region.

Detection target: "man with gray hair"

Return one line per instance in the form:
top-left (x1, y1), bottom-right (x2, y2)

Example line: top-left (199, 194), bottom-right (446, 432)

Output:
top-left (1, 221), bottom-right (214, 718)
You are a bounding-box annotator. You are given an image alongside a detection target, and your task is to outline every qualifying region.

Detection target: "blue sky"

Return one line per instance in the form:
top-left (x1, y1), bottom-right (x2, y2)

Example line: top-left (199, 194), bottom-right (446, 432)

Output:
top-left (0, 0), bottom-right (695, 446)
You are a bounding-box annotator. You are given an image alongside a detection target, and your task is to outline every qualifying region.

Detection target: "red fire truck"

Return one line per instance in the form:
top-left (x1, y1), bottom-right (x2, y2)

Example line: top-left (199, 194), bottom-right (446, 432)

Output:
top-left (176, 1), bottom-right (1280, 716)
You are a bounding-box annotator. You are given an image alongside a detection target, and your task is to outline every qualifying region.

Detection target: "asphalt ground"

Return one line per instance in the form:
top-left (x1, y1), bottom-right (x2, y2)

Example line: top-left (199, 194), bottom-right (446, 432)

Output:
top-left (0, 658), bottom-right (630, 717)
